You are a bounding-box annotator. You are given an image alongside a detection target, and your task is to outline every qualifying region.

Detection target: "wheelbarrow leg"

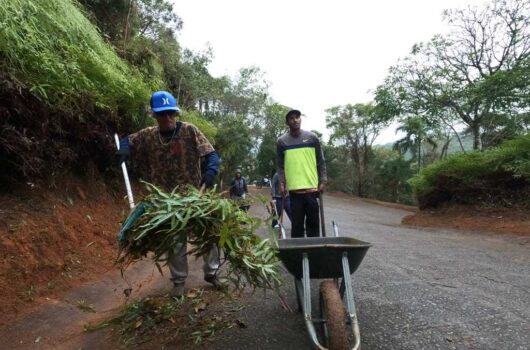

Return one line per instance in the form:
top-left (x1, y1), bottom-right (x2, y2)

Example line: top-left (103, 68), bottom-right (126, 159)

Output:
top-left (301, 253), bottom-right (326, 350)
top-left (342, 252), bottom-right (361, 350)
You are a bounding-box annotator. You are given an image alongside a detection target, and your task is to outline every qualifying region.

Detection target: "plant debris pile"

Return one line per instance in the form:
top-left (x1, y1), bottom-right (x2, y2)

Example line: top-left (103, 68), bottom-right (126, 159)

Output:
top-left (86, 289), bottom-right (246, 346)
top-left (117, 183), bottom-right (281, 290)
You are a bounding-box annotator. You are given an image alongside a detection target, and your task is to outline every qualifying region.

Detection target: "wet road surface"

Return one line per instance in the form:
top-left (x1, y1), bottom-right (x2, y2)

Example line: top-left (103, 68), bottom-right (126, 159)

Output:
top-left (199, 192), bottom-right (530, 350)
top-left (1, 191), bottom-right (528, 349)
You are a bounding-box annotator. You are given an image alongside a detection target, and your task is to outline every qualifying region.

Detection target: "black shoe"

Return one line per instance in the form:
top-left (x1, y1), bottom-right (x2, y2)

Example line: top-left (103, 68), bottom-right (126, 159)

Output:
top-left (204, 275), bottom-right (224, 289)
top-left (170, 283), bottom-right (185, 297)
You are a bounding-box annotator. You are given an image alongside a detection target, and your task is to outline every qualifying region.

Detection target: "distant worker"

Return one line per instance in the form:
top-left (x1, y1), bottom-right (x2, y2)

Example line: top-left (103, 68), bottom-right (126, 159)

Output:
top-left (230, 169), bottom-right (249, 211)
top-left (263, 175), bottom-right (271, 187)
top-left (276, 109), bottom-right (327, 238)
top-left (116, 90), bottom-right (221, 297)
top-left (271, 171), bottom-right (292, 228)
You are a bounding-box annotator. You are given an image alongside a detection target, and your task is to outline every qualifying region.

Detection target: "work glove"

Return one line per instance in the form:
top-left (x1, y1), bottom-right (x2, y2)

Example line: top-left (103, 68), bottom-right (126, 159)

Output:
top-left (115, 136), bottom-right (130, 164)
top-left (200, 171), bottom-right (216, 189)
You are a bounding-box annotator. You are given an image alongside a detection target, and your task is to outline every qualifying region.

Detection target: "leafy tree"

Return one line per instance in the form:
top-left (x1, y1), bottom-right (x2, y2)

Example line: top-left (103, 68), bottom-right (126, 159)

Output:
top-left (136, 0), bottom-right (183, 39)
top-left (177, 47), bottom-right (227, 112)
top-left (474, 111), bottom-right (530, 148)
top-left (80, 0), bottom-right (183, 46)
top-left (254, 103), bottom-right (290, 178)
top-left (326, 103), bottom-right (387, 197)
top-left (376, 0), bottom-right (530, 150)
top-left (78, 0), bottom-right (130, 43)
top-left (370, 148), bottom-right (415, 204)
top-left (213, 115), bottom-right (254, 188)
top-left (322, 144), bottom-right (353, 192)
top-left (393, 116), bottom-right (438, 172)
top-left (211, 66), bottom-right (270, 125)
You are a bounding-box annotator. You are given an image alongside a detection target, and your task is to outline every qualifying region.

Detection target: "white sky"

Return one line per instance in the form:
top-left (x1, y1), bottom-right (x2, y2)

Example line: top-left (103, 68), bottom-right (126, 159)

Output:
top-left (171, 0), bottom-right (487, 144)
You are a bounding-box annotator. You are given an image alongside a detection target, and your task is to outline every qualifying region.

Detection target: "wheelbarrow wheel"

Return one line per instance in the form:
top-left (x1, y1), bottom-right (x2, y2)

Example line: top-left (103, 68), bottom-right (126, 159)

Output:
top-left (319, 280), bottom-right (348, 350)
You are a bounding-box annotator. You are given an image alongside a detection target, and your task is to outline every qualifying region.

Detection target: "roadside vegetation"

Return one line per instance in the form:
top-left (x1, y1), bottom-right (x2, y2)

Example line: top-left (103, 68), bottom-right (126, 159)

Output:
top-left (410, 134), bottom-right (530, 209)
top-left (1, 0), bottom-right (528, 207)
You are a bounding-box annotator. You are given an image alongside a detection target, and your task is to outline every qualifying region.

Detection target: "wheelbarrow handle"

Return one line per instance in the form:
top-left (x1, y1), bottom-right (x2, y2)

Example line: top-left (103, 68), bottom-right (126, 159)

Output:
top-left (319, 192), bottom-right (326, 237)
top-left (278, 196), bottom-right (286, 239)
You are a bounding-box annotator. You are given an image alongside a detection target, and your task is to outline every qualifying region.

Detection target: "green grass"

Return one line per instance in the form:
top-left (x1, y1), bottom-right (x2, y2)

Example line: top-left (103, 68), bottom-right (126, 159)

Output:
top-left (409, 134), bottom-right (530, 205)
top-left (0, 0), bottom-right (160, 122)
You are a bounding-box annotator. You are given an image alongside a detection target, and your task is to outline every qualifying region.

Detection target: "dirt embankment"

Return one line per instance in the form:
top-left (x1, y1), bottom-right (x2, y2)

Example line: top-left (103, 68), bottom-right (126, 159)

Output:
top-left (0, 176), bottom-right (127, 326)
top-left (330, 191), bottom-right (529, 235)
top-left (402, 205), bottom-right (530, 235)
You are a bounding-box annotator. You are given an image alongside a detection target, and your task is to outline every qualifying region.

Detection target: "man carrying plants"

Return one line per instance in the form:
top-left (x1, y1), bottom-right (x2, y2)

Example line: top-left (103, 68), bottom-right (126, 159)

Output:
top-left (276, 109), bottom-right (327, 238)
top-left (117, 90), bottom-right (221, 297)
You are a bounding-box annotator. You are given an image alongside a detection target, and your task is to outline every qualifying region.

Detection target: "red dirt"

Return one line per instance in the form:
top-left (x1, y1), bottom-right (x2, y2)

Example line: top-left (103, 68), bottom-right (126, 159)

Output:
top-left (0, 176), bottom-right (128, 326)
top-left (402, 205), bottom-right (530, 235)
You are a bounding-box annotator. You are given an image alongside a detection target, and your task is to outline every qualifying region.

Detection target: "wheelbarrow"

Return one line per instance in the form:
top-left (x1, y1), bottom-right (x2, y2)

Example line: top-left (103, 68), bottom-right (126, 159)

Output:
top-left (277, 195), bottom-right (371, 350)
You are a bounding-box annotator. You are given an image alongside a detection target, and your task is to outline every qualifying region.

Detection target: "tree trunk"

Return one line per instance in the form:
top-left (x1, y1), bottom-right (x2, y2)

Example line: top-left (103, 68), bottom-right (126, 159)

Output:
top-left (440, 136), bottom-right (450, 159)
top-left (123, 0), bottom-right (133, 49)
top-left (417, 141), bottom-right (421, 173)
top-left (351, 145), bottom-right (363, 197)
top-left (362, 137), bottom-right (370, 197)
top-left (471, 122), bottom-right (482, 150)
top-left (391, 180), bottom-right (398, 203)
top-left (450, 126), bottom-right (466, 153)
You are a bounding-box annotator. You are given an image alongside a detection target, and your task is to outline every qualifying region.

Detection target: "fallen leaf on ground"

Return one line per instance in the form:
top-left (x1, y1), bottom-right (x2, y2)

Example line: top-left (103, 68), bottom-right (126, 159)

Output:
top-left (194, 302), bottom-right (207, 313)
top-left (186, 289), bottom-right (198, 298)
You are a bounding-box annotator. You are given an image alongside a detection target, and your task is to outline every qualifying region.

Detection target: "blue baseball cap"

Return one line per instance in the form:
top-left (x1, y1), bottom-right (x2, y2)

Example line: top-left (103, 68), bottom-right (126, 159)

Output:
top-left (150, 91), bottom-right (180, 113)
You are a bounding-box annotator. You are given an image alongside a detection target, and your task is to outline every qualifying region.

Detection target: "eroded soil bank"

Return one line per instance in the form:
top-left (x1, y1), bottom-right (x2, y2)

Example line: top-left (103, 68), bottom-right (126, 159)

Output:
top-left (402, 205), bottom-right (529, 235)
top-left (0, 176), bottom-right (127, 326)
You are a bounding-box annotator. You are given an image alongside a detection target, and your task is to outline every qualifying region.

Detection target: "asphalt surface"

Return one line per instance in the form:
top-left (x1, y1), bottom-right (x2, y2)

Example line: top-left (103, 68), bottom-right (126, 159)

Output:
top-left (197, 192), bottom-right (530, 350)
top-left (1, 191), bottom-right (528, 349)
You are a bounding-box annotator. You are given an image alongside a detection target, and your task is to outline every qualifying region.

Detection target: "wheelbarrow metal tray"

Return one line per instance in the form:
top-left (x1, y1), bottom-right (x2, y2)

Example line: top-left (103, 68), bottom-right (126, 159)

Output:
top-left (278, 237), bottom-right (371, 279)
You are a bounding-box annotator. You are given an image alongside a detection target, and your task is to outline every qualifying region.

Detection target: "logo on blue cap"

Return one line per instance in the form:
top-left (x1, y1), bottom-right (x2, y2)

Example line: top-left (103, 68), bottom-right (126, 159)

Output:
top-left (151, 91), bottom-right (180, 113)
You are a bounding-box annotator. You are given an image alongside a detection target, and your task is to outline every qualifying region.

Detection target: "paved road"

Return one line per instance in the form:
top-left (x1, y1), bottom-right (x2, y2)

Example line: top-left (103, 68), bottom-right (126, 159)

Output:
top-left (198, 192), bottom-right (530, 350)
top-left (1, 191), bottom-right (528, 349)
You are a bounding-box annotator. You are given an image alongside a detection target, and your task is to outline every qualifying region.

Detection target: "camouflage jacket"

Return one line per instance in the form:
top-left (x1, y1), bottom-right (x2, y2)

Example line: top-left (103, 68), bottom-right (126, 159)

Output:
top-left (128, 122), bottom-right (214, 192)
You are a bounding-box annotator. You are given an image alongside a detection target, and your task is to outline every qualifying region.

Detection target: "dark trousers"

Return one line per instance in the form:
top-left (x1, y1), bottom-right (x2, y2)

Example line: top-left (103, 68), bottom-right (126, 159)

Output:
top-left (290, 192), bottom-right (320, 238)
top-left (271, 196), bottom-right (292, 227)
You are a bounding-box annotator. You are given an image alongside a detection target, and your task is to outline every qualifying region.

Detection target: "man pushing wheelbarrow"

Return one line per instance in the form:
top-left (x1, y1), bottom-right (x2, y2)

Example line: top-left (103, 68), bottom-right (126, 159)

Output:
top-left (276, 109), bottom-right (326, 238)
top-left (276, 109), bottom-right (371, 350)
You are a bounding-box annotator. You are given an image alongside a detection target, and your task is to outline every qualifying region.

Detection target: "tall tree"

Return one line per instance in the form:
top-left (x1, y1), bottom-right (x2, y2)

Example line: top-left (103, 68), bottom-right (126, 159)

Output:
top-left (376, 0), bottom-right (530, 150)
top-left (326, 103), bottom-right (386, 197)
top-left (213, 114), bottom-right (253, 188)
top-left (393, 116), bottom-right (438, 172)
top-left (255, 103), bottom-right (290, 178)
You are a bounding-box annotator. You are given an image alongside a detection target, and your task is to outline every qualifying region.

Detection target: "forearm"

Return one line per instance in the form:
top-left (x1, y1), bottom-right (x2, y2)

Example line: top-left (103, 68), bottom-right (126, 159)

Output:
top-left (276, 143), bottom-right (286, 186)
top-left (202, 151), bottom-right (220, 176)
top-left (315, 139), bottom-right (327, 184)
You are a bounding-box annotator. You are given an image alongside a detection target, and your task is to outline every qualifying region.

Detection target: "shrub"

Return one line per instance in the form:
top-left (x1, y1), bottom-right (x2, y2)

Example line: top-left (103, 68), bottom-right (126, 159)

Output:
top-left (409, 134), bottom-right (530, 208)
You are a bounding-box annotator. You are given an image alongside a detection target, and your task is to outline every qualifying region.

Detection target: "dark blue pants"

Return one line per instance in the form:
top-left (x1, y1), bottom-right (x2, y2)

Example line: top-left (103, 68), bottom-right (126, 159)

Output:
top-left (289, 192), bottom-right (320, 238)
top-left (271, 196), bottom-right (292, 227)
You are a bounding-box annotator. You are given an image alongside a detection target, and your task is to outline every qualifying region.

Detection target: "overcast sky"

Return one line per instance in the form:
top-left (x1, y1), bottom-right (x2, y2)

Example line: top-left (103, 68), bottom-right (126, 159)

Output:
top-left (171, 0), bottom-right (487, 143)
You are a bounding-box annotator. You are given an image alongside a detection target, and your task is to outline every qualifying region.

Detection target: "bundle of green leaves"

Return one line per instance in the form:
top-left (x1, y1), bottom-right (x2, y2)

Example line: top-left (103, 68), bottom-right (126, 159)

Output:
top-left (117, 183), bottom-right (281, 290)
